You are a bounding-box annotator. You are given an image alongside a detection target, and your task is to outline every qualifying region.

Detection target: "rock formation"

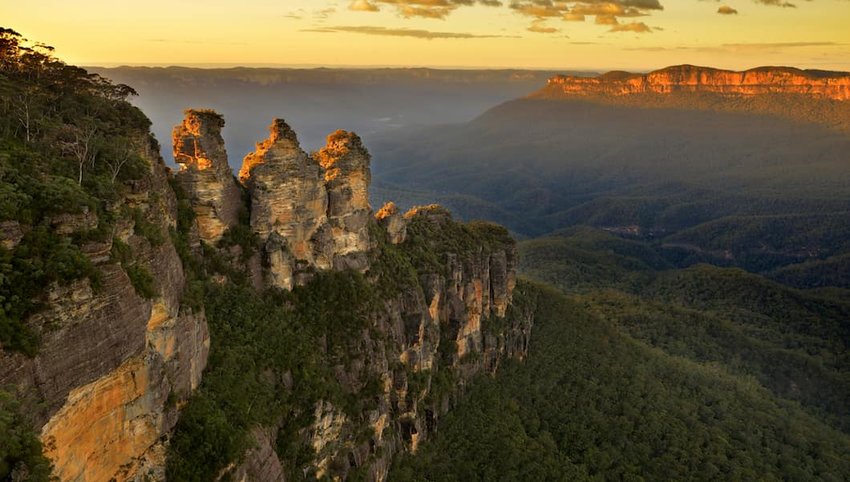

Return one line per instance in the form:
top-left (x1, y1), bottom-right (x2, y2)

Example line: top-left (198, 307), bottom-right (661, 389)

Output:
top-left (542, 65), bottom-right (850, 100)
top-left (239, 119), bottom-right (331, 290)
top-left (376, 202), bottom-right (407, 244)
top-left (315, 130), bottom-right (373, 271)
top-left (173, 109), bottom-right (242, 243)
top-left (239, 121), bottom-right (376, 290)
top-left (227, 204), bottom-right (527, 482)
top-left (2, 103), bottom-right (527, 482)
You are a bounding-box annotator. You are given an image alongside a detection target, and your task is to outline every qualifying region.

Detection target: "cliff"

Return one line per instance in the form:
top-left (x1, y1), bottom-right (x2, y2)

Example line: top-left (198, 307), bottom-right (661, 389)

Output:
top-left (541, 65), bottom-right (850, 100)
top-left (0, 130), bottom-right (210, 481)
top-left (0, 39), bottom-right (530, 481)
top-left (167, 114), bottom-right (529, 481)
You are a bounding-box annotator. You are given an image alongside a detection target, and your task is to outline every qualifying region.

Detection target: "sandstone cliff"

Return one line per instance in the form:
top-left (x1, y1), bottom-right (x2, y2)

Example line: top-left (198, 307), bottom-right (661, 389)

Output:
top-left (1, 99), bottom-right (528, 482)
top-left (172, 113), bottom-right (528, 482)
top-left (542, 65), bottom-right (850, 100)
top-left (0, 134), bottom-right (210, 482)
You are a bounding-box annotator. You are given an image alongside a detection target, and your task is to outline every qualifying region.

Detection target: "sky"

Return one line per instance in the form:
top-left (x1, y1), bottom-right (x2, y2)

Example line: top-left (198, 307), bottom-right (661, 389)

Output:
top-left (2, 0), bottom-right (849, 71)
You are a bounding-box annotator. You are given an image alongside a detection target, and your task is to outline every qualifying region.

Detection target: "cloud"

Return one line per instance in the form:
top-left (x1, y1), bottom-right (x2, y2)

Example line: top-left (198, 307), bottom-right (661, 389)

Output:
top-left (349, 0), bottom-right (380, 12)
top-left (348, 0), bottom-right (504, 19)
top-left (527, 18), bottom-right (559, 33)
top-left (508, 1), bottom-right (660, 34)
top-left (754, 0), bottom-right (796, 7)
top-left (301, 25), bottom-right (519, 39)
top-left (314, 7), bottom-right (336, 19)
top-left (623, 41), bottom-right (842, 53)
top-left (609, 21), bottom-right (653, 33)
top-left (345, 0), bottom-right (816, 35)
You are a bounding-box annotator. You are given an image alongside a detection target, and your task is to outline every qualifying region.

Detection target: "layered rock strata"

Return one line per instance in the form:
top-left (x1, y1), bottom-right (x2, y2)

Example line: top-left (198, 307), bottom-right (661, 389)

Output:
top-left (0, 134), bottom-right (209, 482)
top-left (544, 65), bottom-right (850, 100)
top-left (232, 205), bottom-right (527, 482)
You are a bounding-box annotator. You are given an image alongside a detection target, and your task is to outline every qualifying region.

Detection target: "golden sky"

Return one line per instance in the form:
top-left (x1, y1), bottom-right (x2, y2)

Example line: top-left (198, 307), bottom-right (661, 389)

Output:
top-left (3, 0), bottom-right (849, 71)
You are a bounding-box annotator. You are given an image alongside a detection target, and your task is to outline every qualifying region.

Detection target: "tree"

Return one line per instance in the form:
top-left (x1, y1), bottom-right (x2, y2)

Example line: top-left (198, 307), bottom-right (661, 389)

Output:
top-left (58, 122), bottom-right (99, 184)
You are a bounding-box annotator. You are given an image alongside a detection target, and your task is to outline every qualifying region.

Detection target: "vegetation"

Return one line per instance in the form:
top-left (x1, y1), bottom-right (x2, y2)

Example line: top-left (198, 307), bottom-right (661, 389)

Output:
top-left (0, 27), bottom-right (151, 354)
top-left (0, 389), bottom-right (53, 481)
top-left (391, 281), bottom-right (850, 481)
top-left (520, 226), bottom-right (850, 433)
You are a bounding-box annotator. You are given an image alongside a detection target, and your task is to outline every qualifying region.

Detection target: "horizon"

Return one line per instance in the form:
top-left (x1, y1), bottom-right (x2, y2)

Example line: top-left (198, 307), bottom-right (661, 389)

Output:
top-left (4, 0), bottom-right (849, 71)
top-left (85, 62), bottom-right (850, 74)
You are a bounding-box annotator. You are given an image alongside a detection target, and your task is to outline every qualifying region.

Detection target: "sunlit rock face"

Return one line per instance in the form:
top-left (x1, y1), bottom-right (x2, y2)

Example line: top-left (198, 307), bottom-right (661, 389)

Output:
top-left (240, 119), bottom-right (331, 290)
top-left (0, 137), bottom-right (209, 482)
top-left (173, 109), bottom-right (242, 243)
top-left (544, 65), bottom-right (850, 100)
top-left (315, 130), bottom-right (373, 271)
top-left (240, 121), bottom-right (377, 290)
top-left (376, 202), bottom-right (407, 245)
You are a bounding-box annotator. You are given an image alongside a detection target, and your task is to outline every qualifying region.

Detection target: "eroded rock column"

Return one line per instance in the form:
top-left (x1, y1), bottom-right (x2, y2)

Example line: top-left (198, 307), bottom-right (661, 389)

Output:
top-left (240, 119), bottom-right (330, 290)
top-left (172, 109), bottom-right (242, 243)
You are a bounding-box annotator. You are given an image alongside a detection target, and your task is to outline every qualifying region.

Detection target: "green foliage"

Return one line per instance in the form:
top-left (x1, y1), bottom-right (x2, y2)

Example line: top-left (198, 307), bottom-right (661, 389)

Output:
top-left (521, 227), bottom-right (850, 433)
top-left (0, 226), bottom-right (97, 354)
top-left (392, 281), bottom-right (850, 481)
top-left (125, 263), bottom-right (157, 299)
top-left (0, 389), bottom-right (54, 481)
top-left (130, 207), bottom-right (164, 247)
top-left (0, 27), bottom-right (153, 355)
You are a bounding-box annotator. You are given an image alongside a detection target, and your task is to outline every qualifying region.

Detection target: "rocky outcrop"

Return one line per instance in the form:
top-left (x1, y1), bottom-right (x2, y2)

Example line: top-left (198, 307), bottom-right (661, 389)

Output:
top-left (376, 202), bottom-right (406, 245)
top-left (173, 109), bottom-right (242, 243)
top-left (542, 65), bottom-right (850, 100)
top-left (240, 121), bottom-right (375, 290)
top-left (315, 130), bottom-right (372, 271)
top-left (239, 119), bottom-right (331, 290)
top-left (227, 203), bottom-right (526, 482)
top-left (0, 134), bottom-right (209, 482)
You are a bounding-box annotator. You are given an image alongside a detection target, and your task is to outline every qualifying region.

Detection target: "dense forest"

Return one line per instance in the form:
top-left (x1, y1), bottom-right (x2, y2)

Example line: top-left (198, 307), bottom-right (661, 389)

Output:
top-left (390, 281), bottom-right (850, 481)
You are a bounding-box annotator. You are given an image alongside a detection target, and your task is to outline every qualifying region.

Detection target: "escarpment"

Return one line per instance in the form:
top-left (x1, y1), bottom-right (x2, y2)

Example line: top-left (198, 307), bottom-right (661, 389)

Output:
top-left (165, 111), bottom-right (530, 481)
top-left (542, 65), bottom-right (850, 100)
top-left (2, 96), bottom-right (529, 481)
top-left (0, 132), bottom-right (210, 481)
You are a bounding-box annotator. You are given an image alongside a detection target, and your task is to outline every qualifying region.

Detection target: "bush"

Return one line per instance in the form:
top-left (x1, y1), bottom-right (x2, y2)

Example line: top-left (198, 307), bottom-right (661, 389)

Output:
top-left (125, 263), bottom-right (157, 299)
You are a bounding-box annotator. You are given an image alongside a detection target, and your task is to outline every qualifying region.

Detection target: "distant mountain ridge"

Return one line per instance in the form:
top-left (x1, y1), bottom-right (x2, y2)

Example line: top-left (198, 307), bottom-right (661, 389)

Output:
top-left (538, 64), bottom-right (850, 100)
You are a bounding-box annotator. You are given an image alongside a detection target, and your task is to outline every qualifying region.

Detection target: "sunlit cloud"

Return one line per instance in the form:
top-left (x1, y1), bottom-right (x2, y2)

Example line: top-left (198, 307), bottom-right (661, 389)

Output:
top-left (349, 0), bottom-right (380, 12)
top-left (610, 21), bottom-right (653, 33)
top-left (528, 18), bottom-right (560, 33)
top-left (755, 0), bottom-right (796, 7)
top-left (302, 25), bottom-right (520, 39)
top-left (345, 0), bottom-right (825, 36)
top-left (347, 0), bottom-right (504, 19)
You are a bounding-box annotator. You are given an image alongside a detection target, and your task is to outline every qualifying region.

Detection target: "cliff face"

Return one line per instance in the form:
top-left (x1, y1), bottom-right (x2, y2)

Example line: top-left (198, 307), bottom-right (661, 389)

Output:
top-left (542, 65), bottom-right (850, 100)
top-left (0, 137), bottom-right (209, 482)
top-left (2, 98), bottom-right (527, 481)
top-left (173, 109), bottom-right (243, 243)
top-left (180, 113), bottom-right (528, 481)
top-left (233, 204), bottom-right (527, 482)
